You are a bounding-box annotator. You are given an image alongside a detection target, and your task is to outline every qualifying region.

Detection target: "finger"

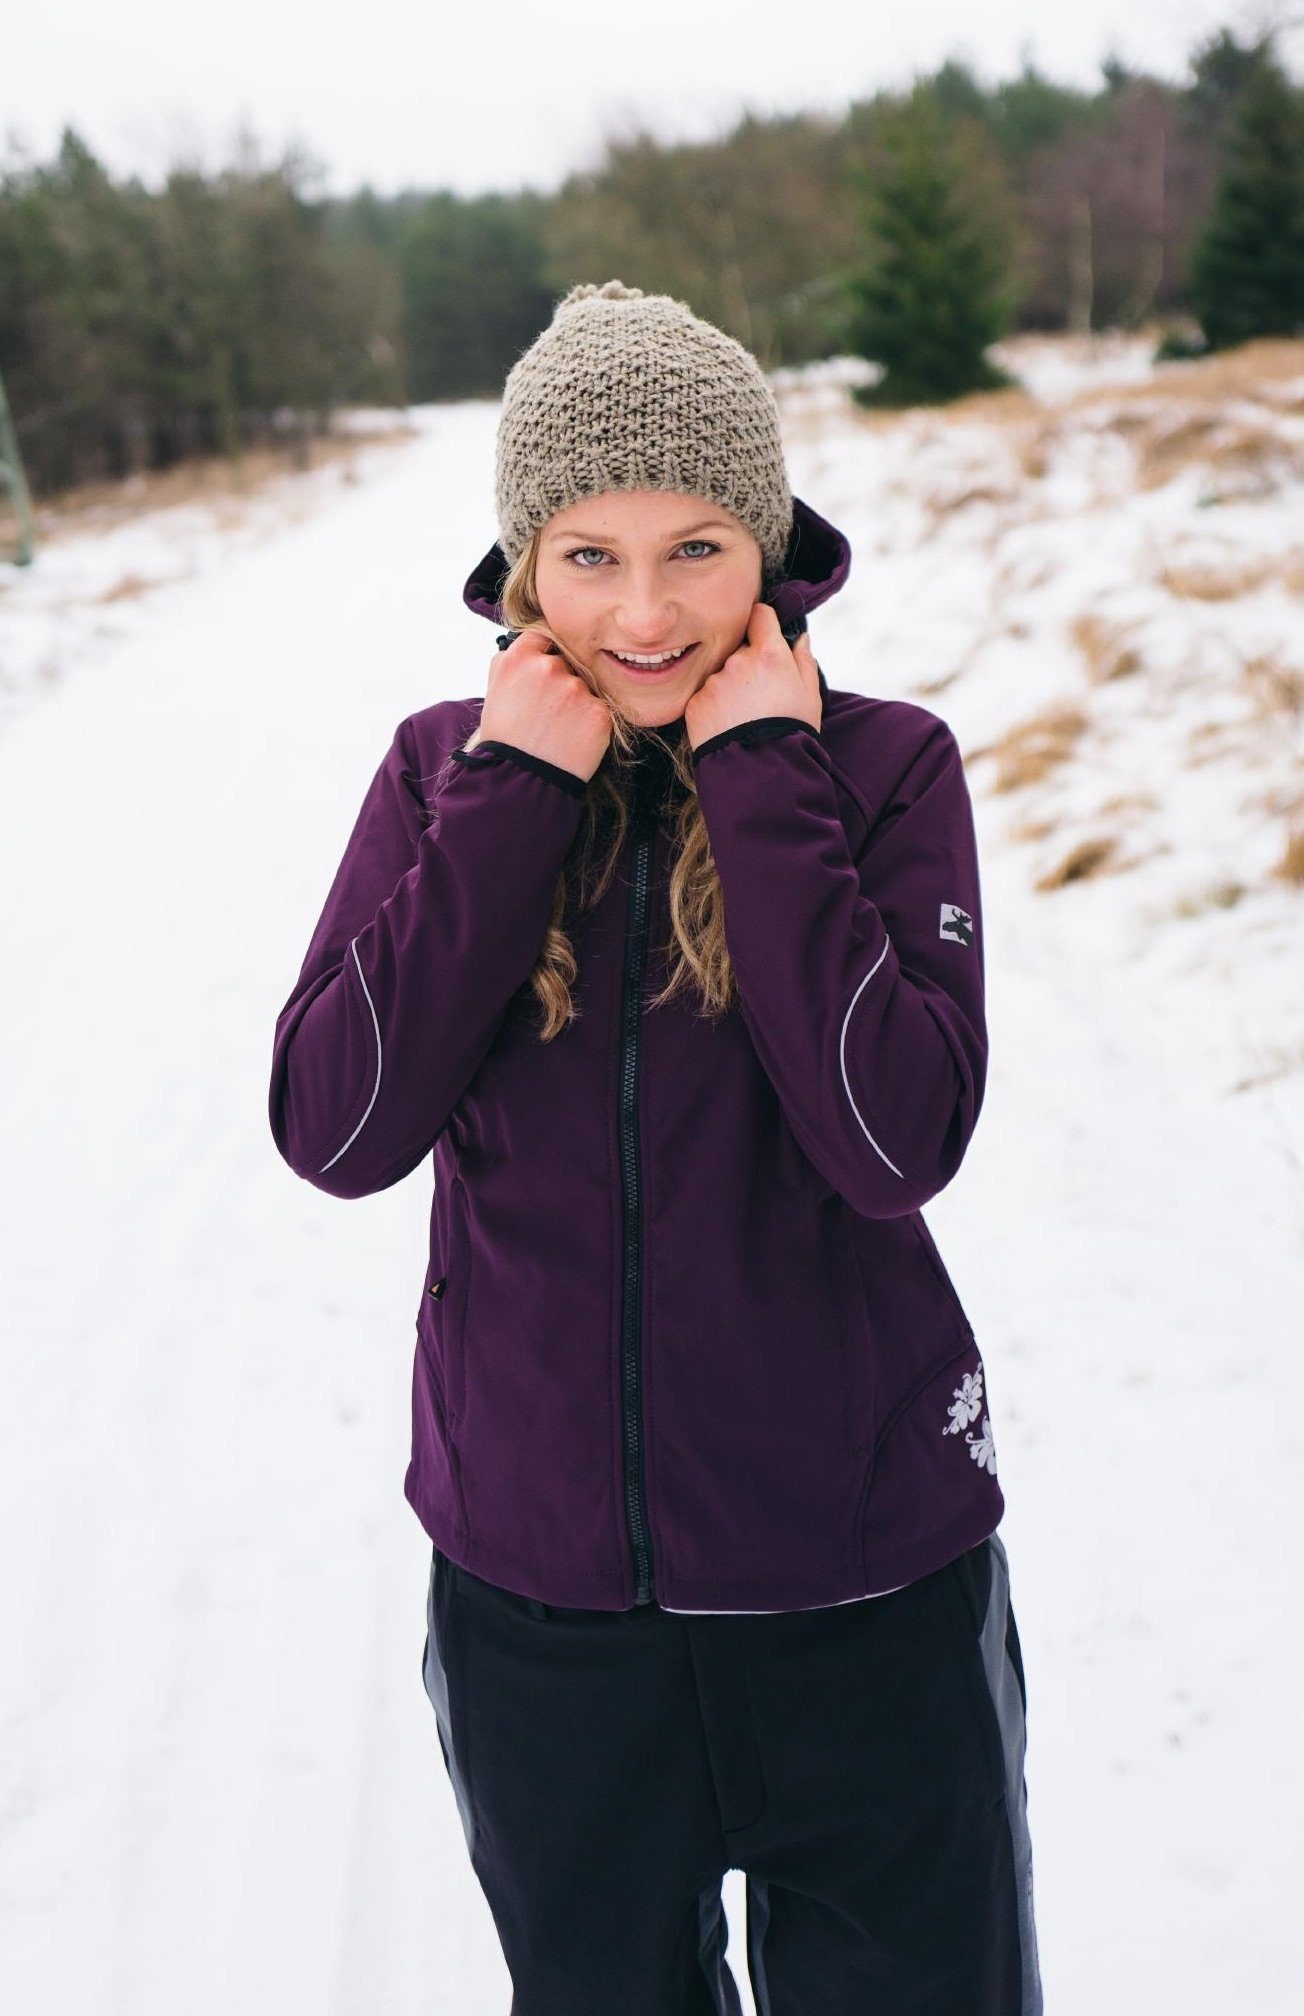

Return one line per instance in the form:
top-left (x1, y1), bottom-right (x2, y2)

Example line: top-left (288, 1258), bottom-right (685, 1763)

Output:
top-left (793, 629), bottom-right (821, 691)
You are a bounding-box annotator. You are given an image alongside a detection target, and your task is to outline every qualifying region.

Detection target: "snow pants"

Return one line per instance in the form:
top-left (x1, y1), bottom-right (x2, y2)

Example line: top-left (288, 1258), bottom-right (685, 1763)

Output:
top-left (420, 1531), bottom-right (1042, 2016)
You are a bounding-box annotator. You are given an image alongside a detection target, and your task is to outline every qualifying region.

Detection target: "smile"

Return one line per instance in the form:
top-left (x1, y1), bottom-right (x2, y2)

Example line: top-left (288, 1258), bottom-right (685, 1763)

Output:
top-left (605, 645), bottom-right (696, 672)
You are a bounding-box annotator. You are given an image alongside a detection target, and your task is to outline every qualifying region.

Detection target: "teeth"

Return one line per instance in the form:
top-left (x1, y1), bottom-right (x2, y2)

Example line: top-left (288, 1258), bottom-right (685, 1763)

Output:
top-left (612, 646), bottom-right (689, 668)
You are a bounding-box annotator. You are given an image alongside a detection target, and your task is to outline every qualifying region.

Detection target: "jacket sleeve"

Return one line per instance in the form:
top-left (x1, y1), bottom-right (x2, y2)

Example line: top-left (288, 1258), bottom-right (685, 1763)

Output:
top-left (692, 713), bottom-right (987, 1220)
top-left (268, 716), bottom-right (587, 1199)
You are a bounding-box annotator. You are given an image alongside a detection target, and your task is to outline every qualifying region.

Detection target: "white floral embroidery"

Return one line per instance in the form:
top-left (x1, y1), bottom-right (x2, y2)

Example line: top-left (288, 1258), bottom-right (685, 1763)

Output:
top-left (942, 1367), bottom-right (983, 1436)
top-left (965, 1415), bottom-right (997, 1475)
top-left (941, 1365), bottom-right (998, 1476)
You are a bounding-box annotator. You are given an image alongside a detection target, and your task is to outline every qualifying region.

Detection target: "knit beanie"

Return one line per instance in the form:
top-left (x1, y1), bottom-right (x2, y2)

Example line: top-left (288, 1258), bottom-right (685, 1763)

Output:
top-left (494, 279), bottom-right (794, 578)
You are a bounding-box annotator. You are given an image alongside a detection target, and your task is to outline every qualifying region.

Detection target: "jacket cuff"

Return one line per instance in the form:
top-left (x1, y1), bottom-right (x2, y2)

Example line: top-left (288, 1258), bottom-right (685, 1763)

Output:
top-left (451, 740), bottom-right (587, 799)
top-left (692, 716), bottom-right (821, 762)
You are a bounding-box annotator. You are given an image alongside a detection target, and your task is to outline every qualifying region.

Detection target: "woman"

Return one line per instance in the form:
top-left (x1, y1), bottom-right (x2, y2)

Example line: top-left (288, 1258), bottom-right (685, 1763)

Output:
top-left (269, 280), bottom-right (1043, 2015)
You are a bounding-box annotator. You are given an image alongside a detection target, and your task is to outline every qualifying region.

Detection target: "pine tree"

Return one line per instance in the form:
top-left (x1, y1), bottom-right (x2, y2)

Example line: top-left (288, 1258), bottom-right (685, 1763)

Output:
top-left (840, 88), bottom-right (1019, 407)
top-left (1188, 46), bottom-right (1304, 349)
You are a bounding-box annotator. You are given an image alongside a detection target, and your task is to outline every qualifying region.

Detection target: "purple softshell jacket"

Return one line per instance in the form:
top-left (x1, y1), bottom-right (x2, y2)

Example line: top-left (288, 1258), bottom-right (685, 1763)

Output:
top-left (268, 495), bottom-right (1004, 1611)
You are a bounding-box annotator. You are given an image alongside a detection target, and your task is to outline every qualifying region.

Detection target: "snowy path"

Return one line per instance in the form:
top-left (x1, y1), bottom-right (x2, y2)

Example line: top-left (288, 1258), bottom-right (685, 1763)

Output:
top-left (1, 387), bottom-right (1300, 2013)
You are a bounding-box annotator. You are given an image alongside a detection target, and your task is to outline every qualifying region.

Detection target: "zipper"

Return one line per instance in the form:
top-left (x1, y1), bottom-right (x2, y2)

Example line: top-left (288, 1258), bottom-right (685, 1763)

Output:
top-left (618, 812), bottom-right (657, 1604)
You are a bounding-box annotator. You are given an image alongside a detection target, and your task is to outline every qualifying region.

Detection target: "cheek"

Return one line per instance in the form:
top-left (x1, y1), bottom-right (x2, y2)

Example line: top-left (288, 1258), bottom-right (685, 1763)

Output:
top-left (709, 585), bottom-right (761, 648)
top-left (703, 560), bottom-right (763, 628)
top-left (533, 573), bottom-right (582, 636)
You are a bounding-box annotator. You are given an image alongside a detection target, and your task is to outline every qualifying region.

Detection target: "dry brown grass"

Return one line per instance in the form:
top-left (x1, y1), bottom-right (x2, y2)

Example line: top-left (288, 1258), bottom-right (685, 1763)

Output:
top-left (1172, 877), bottom-right (1249, 916)
top-left (1272, 815), bottom-right (1304, 885)
top-left (1133, 416), bottom-right (1302, 495)
top-left (97, 573), bottom-right (154, 604)
top-left (806, 397), bottom-right (911, 441)
top-left (1064, 335), bottom-right (1304, 411)
top-left (1032, 834), bottom-right (1123, 889)
top-left (1231, 785), bottom-right (1304, 887)
top-left (1156, 557), bottom-right (1281, 600)
top-left (1243, 650), bottom-right (1304, 721)
top-left (928, 481), bottom-right (1014, 513)
top-left (967, 703), bottom-right (1090, 792)
top-left (999, 336), bottom-right (1304, 499)
top-left (1061, 338), bottom-right (1304, 495)
top-left (1011, 428), bottom-right (1051, 480)
top-left (783, 336), bottom-right (1304, 522)
top-left (1231, 1039), bottom-right (1304, 1091)
top-left (791, 331), bottom-right (1304, 423)
top-left (1186, 718), bottom-right (1243, 765)
top-left (1006, 813), bottom-right (1058, 843)
top-left (916, 667), bottom-right (963, 697)
top-left (1247, 779), bottom-right (1304, 818)
top-left (1098, 789), bottom-right (1161, 816)
top-left (30, 419), bottom-right (418, 547)
top-left (1070, 611), bottom-right (1144, 683)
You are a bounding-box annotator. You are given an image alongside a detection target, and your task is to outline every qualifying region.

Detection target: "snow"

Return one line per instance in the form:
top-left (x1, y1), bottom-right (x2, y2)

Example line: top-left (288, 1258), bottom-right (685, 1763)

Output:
top-left (1, 337), bottom-right (1301, 2012)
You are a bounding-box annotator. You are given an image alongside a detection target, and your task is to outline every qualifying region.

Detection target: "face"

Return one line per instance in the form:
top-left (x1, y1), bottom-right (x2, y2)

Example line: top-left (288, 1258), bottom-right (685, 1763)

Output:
top-left (532, 490), bottom-right (765, 726)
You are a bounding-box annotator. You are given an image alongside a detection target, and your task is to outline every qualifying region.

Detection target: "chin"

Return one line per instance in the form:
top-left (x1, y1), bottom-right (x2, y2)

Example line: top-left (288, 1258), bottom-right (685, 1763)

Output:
top-left (632, 686), bottom-right (694, 720)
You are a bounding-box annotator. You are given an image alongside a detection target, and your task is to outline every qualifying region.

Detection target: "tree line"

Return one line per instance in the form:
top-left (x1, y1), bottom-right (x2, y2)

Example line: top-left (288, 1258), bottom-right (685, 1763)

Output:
top-left (1, 25), bottom-right (1301, 503)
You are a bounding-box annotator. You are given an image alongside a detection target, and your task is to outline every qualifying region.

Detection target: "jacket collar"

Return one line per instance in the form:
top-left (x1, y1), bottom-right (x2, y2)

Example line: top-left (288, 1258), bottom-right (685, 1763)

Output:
top-left (461, 494), bottom-right (850, 713)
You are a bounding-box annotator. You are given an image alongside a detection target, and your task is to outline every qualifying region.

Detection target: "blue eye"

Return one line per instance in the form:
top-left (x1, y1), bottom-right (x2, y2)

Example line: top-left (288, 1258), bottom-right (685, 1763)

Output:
top-left (562, 539), bottom-right (721, 569)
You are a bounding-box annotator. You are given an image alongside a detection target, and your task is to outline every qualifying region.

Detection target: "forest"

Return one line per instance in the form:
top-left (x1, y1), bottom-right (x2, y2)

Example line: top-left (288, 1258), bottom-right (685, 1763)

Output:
top-left (1, 25), bottom-right (1301, 504)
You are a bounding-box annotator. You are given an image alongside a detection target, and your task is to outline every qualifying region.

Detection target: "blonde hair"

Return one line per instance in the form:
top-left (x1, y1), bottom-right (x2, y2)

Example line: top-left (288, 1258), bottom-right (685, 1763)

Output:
top-left (469, 528), bottom-right (783, 1042)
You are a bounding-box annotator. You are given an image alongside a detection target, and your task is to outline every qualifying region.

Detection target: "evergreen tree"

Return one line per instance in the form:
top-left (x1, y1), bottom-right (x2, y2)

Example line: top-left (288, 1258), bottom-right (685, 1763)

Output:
top-left (985, 58), bottom-right (1097, 162)
top-left (1184, 27), bottom-right (1269, 141)
top-left (840, 88), bottom-right (1019, 407)
top-left (398, 192), bottom-right (552, 400)
top-left (1188, 45), bottom-right (1304, 348)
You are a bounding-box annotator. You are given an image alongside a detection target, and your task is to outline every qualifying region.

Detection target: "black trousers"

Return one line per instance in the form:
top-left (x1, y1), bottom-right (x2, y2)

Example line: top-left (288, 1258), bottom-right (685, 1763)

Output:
top-left (420, 1532), bottom-right (1042, 2016)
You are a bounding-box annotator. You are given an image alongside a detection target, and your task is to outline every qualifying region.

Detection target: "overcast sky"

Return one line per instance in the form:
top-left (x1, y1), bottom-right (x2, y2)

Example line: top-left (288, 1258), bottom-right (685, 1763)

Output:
top-left (10, 0), bottom-right (1300, 200)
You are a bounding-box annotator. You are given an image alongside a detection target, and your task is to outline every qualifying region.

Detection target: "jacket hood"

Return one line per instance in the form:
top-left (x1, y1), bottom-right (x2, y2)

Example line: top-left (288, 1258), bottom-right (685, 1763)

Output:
top-left (460, 493), bottom-right (852, 635)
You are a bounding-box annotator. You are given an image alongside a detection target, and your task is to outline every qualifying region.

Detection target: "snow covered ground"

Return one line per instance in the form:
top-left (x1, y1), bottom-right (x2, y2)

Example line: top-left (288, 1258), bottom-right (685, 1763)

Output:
top-left (1, 334), bottom-right (1301, 2013)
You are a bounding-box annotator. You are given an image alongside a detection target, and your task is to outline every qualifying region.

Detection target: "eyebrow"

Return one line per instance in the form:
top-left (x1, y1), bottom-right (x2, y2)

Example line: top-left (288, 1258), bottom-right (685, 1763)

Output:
top-left (545, 516), bottom-right (737, 542)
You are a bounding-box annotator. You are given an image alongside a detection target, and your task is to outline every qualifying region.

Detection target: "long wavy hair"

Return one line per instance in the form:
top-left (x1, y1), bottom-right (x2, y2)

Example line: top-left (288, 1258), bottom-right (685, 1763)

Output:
top-left (465, 527), bottom-right (787, 1041)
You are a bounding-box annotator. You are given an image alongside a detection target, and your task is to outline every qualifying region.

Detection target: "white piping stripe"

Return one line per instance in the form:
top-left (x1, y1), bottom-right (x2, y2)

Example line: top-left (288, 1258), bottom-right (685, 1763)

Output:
top-left (663, 1584), bottom-right (906, 1614)
top-left (838, 933), bottom-right (905, 1179)
top-left (319, 937), bottom-right (382, 1172)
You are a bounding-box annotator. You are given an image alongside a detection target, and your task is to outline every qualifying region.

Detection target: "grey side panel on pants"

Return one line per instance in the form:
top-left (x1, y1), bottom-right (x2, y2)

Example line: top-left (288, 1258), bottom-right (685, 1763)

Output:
top-left (422, 1549), bottom-right (479, 1861)
top-left (697, 1882), bottom-right (745, 2015)
top-left (978, 1534), bottom-right (1044, 2016)
top-left (744, 1875), bottom-right (775, 2016)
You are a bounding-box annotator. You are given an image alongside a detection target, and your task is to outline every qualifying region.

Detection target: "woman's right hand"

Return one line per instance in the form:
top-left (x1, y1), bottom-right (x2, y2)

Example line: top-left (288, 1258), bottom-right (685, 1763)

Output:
top-left (473, 629), bottom-right (613, 782)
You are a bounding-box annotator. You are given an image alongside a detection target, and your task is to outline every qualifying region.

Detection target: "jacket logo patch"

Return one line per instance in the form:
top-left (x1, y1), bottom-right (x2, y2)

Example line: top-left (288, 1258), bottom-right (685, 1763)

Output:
top-left (940, 902), bottom-right (974, 947)
top-left (942, 1365), bottom-right (997, 1476)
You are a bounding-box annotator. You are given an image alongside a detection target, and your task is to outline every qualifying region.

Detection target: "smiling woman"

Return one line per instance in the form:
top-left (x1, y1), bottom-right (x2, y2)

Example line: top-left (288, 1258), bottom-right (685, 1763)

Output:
top-left (268, 276), bottom-right (1042, 2016)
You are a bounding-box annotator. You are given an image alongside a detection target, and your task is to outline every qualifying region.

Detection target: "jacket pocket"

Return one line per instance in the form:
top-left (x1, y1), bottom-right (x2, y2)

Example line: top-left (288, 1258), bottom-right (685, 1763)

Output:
top-left (416, 1282), bottom-right (450, 1439)
top-left (872, 1332), bottom-right (976, 1460)
top-left (860, 1332), bottom-right (1004, 1588)
top-left (441, 1173), bottom-right (471, 1430)
top-left (416, 1184), bottom-right (470, 1441)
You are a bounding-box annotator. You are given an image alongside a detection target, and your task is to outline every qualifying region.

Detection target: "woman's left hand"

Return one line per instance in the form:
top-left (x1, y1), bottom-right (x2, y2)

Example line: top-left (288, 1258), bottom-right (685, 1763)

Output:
top-left (684, 602), bottom-right (822, 750)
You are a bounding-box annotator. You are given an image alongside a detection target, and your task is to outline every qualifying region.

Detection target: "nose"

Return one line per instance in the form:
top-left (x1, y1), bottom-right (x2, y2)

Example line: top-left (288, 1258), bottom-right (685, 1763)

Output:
top-left (612, 570), bottom-right (680, 647)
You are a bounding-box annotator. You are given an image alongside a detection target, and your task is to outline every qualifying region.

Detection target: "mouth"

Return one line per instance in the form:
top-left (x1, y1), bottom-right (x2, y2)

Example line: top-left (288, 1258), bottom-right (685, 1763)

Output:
top-left (604, 644), bottom-right (697, 678)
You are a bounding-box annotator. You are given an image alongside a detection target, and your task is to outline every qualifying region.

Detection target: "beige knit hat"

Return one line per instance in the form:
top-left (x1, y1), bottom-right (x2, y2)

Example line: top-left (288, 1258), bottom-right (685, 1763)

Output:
top-left (494, 279), bottom-right (794, 577)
